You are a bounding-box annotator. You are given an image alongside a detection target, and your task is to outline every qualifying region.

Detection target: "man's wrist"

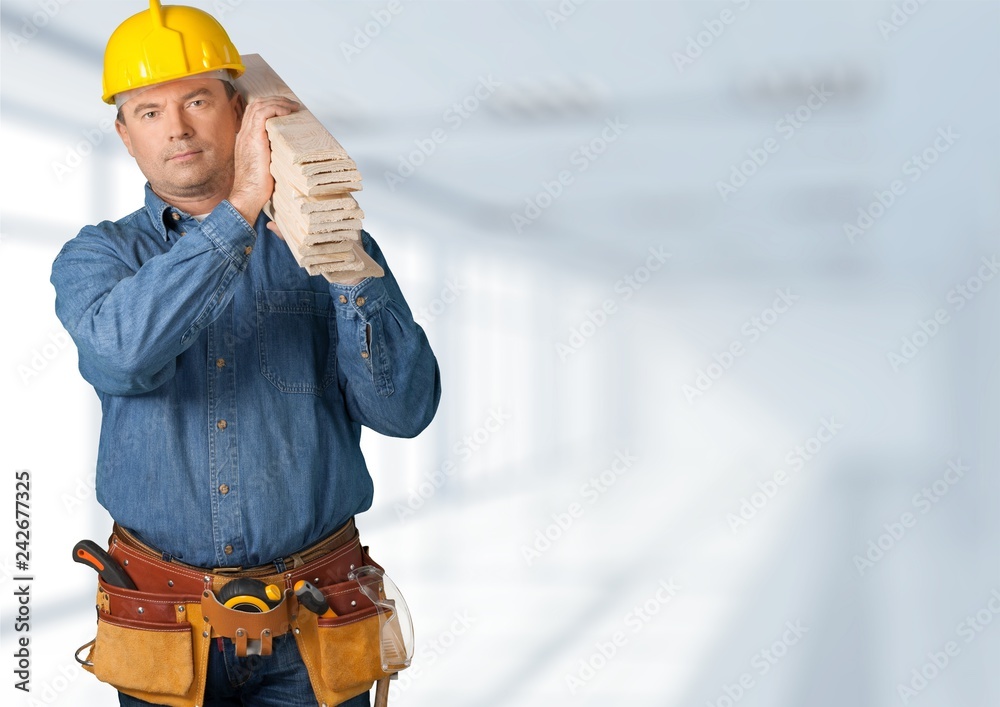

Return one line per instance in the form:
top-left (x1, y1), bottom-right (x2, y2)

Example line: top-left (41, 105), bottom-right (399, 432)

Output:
top-left (227, 190), bottom-right (266, 225)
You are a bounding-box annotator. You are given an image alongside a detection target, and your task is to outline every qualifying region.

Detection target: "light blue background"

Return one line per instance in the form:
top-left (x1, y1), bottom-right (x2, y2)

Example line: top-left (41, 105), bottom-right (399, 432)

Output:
top-left (1, 1), bottom-right (998, 705)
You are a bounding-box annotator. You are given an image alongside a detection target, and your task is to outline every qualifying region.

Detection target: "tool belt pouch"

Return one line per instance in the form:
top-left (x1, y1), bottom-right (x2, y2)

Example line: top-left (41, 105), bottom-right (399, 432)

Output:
top-left (200, 585), bottom-right (300, 658)
top-left (291, 547), bottom-right (394, 706)
top-left (76, 577), bottom-right (211, 707)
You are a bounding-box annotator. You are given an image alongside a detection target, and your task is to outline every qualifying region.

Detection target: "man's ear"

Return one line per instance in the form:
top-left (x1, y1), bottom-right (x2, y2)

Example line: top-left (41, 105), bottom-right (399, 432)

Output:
top-left (233, 93), bottom-right (246, 131)
top-left (114, 118), bottom-right (135, 158)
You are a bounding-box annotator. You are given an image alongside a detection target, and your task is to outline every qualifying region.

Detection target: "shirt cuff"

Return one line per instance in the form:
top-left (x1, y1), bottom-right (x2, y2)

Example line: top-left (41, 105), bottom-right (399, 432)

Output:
top-left (199, 200), bottom-right (258, 269)
top-left (331, 276), bottom-right (389, 320)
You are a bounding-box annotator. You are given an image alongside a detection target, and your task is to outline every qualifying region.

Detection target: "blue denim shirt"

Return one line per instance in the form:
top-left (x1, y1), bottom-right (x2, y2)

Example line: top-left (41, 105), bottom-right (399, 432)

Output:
top-left (50, 184), bottom-right (441, 568)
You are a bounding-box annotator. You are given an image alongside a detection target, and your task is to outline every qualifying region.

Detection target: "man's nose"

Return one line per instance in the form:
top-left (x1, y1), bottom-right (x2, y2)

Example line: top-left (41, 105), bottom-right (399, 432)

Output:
top-left (164, 106), bottom-right (194, 139)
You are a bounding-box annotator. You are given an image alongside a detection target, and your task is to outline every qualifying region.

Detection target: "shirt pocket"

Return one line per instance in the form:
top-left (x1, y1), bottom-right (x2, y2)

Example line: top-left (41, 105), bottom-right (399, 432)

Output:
top-left (256, 290), bottom-right (337, 395)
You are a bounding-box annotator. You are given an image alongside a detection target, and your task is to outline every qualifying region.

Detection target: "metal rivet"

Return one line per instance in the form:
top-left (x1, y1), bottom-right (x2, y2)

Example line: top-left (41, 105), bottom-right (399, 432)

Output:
top-left (178, 606), bottom-right (185, 612)
top-left (314, 578), bottom-right (320, 584)
top-left (350, 600), bottom-right (356, 607)
top-left (202, 632), bottom-right (209, 638)
top-left (168, 580), bottom-right (174, 587)
top-left (204, 576), bottom-right (211, 583)
top-left (123, 559), bottom-right (129, 566)
top-left (294, 628), bottom-right (301, 634)
top-left (236, 629), bottom-right (244, 637)
top-left (349, 564), bottom-right (355, 570)
top-left (137, 607), bottom-right (144, 614)
top-left (262, 629), bottom-right (270, 637)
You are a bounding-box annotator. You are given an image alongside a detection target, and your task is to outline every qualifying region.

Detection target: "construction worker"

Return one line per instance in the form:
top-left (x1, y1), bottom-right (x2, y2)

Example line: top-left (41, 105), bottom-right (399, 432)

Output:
top-left (50, 2), bottom-right (440, 705)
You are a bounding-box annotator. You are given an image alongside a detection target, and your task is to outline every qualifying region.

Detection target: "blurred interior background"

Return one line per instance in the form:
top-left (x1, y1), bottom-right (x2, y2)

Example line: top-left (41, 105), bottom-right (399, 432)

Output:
top-left (1, 1), bottom-right (998, 705)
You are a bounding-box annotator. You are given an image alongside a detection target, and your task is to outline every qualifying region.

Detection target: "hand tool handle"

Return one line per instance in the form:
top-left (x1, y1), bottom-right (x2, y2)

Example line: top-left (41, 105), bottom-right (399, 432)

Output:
top-left (294, 579), bottom-right (336, 617)
top-left (72, 539), bottom-right (137, 589)
top-left (375, 676), bottom-right (390, 707)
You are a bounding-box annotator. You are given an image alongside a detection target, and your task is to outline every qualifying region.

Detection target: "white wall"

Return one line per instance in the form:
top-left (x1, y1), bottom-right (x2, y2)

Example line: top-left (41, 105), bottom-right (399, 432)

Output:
top-left (1, 2), bottom-right (998, 705)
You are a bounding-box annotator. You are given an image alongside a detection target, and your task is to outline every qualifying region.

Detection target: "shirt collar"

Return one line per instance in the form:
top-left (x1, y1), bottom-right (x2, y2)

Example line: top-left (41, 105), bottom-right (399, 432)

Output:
top-left (143, 183), bottom-right (191, 242)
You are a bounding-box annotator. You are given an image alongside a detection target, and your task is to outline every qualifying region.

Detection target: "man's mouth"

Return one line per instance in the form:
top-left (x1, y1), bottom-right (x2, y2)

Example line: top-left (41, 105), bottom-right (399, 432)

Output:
top-left (169, 150), bottom-right (202, 162)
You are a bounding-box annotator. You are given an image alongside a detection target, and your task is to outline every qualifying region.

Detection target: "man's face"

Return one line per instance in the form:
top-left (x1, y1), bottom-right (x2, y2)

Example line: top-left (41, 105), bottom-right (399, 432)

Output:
top-left (115, 78), bottom-right (243, 201)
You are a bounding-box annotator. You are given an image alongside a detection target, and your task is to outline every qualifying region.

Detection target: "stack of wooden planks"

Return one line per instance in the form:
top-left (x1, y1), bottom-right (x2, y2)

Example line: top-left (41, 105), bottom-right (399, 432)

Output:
top-left (234, 54), bottom-right (383, 282)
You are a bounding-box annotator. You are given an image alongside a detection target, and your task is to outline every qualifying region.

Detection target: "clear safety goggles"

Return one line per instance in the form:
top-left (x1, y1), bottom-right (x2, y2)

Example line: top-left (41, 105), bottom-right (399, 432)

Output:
top-left (348, 566), bottom-right (414, 672)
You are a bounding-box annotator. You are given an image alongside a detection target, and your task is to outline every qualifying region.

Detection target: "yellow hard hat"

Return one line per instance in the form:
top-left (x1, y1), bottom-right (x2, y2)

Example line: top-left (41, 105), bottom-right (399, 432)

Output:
top-left (102, 0), bottom-right (245, 105)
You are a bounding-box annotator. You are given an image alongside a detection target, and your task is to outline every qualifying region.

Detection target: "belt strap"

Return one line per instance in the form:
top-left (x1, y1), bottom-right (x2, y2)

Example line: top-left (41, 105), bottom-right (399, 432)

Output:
top-left (113, 519), bottom-right (357, 576)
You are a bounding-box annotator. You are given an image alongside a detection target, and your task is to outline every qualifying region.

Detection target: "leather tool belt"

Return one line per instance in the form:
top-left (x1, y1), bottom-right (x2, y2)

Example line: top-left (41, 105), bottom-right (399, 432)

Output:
top-left (75, 519), bottom-right (393, 707)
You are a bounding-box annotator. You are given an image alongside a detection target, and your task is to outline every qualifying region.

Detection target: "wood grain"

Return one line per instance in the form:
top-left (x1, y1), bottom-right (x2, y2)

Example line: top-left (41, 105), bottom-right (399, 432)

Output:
top-left (235, 53), bottom-right (382, 283)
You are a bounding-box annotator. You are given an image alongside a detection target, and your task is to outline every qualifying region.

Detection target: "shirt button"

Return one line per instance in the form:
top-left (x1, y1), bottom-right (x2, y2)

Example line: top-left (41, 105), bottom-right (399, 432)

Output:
top-left (171, 212), bottom-right (181, 221)
top-left (219, 484), bottom-right (229, 495)
top-left (216, 419), bottom-right (227, 430)
top-left (224, 544), bottom-right (233, 555)
top-left (216, 358), bottom-right (226, 368)
top-left (355, 296), bottom-right (366, 306)
top-left (338, 295), bottom-right (347, 304)
top-left (244, 246), bottom-right (253, 255)
top-left (361, 351), bottom-right (369, 359)
top-left (180, 231), bottom-right (186, 237)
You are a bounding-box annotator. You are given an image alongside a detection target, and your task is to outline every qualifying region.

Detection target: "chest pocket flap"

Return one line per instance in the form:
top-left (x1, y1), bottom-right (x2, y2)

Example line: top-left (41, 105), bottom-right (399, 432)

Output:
top-left (256, 290), bottom-right (337, 395)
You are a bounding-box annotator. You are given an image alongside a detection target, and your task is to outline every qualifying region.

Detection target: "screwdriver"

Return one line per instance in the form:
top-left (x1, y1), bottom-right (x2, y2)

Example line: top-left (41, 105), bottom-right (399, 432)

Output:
top-left (293, 580), bottom-right (336, 618)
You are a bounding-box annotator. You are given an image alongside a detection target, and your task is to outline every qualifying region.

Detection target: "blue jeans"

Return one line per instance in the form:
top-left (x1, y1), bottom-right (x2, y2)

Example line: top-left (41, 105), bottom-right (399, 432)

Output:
top-left (117, 633), bottom-right (370, 707)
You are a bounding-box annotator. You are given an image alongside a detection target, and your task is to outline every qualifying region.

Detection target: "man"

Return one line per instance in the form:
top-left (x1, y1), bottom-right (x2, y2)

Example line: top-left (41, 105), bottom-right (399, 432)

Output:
top-left (50, 2), bottom-right (440, 705)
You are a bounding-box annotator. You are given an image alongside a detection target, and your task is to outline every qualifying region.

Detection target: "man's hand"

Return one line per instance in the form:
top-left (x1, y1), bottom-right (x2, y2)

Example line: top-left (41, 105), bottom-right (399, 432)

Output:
top-left (265, 221), bottom-right (285, 241)
top-left (228, 96), bottom-right (300, 225)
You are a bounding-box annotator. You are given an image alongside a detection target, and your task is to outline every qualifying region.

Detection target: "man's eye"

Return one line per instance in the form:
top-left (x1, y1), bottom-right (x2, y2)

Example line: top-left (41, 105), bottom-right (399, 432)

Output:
top-left (143, 111), bottom-right (157, 119)
top-left (189, 100), bottom-right (205, 107)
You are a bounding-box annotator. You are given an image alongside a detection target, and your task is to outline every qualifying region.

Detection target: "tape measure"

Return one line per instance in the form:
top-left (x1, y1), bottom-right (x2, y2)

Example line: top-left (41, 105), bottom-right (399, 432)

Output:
top-left (216, 578), bottom-right (282, 612)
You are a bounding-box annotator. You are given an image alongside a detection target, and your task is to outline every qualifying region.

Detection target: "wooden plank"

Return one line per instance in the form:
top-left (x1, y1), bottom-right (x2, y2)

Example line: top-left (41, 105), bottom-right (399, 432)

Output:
top-left (300, 230), bottom-right (362, 247)
top-left (263, 201), bottom-right (381, 281)
top-left (298, 240), bottom-right (355, 256)
top-left (269, 158), bottom-right (362, 193)
top-left (273, 187), bottom-right (360, 215)
top-left (300, 159), bottom-right (357, 176)
top-left (305, 244), bottom-right (384, 278)
top-left (270, 159), bottom-right (363, 196)
top-left (272, 192), bottom-right (363, 235)
top-left (235, 53), bottom-right (381, 283)
top-left (235, 54), bottom-right (352, 164)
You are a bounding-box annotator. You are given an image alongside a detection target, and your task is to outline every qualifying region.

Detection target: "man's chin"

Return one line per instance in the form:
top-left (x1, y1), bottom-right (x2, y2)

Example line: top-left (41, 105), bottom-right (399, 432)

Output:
top-left (147, 177), bottom-right (215, 202)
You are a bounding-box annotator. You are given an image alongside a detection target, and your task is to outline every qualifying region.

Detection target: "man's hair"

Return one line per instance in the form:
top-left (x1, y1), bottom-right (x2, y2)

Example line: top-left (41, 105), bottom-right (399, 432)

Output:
top-left (116, 81), bottom-right (238, 124)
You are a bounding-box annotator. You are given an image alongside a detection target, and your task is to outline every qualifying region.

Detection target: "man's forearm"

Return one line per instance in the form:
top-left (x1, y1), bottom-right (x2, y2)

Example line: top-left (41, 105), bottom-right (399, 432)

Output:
top-left (51, 202), bottom-right (257, 395)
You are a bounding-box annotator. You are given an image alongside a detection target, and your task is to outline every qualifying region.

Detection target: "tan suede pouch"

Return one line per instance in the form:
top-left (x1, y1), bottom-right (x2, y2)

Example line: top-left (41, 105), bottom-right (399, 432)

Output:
top-left (82, 600), bottom-right (212, 707)
top-left (292, 605), bottom-right (387, 707)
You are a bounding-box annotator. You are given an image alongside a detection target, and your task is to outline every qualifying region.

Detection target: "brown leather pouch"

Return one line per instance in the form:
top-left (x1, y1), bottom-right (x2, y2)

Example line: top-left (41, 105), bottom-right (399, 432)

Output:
top-left (292, 588), bottom-right (387, 706)
top-left (291, 548), bottom-right (394, 706)
top-left (76, 542), bottom-right (399, 706)
top-left (77, 578), bottom-right (211, 707)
